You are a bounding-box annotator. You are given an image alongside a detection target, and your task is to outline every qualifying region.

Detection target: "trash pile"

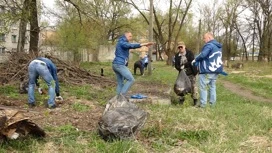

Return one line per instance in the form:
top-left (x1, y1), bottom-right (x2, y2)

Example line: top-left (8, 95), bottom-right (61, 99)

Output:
top-left (0, 52), bottom-right (115, 88)
top-left (98, 95), bottom-right (149, 140)
top-left (0, 108), bottom-right (45, 143)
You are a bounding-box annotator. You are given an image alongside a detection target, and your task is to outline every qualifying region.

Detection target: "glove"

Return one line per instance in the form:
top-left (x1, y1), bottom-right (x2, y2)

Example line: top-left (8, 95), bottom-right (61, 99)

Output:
top-left (191, 59), bottom-right (196, 66)
top-left (38, 88), bottom-right (43, 94)
top-left (192, 60), bottom-right (199, 66)
top-left (55, 96), bottom-right (63, 101)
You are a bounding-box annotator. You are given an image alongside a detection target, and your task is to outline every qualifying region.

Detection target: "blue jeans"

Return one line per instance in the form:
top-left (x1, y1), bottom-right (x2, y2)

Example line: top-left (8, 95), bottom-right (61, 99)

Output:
top-left (112, 64), bottom-right (135, 95)
top-left (199, 73), bottom-right (218, 107)
top-left (28, 60), bottom-right (56, 106)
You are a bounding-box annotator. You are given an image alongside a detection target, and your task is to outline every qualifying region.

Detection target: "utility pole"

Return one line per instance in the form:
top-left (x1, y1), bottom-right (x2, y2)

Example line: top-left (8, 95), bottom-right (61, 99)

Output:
top-left (148, 0), bottom-right (153, 75)
top-left (196, 19), bottom-right (201, 54)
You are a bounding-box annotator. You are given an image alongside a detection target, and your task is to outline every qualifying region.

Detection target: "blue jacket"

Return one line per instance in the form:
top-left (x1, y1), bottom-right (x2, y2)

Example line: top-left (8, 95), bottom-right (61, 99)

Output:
top-left (36, 57), bottom-right (60, 96)
top-left (195, 40), bottom-right (223, 74)
top-left (112, 35), bottom-right (141, 65)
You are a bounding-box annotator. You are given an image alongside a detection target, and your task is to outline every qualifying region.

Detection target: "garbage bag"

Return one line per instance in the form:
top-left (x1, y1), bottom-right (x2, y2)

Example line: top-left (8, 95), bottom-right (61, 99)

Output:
top-left (174, 70), bottom-right (192, 96)
top-left (98, 94), bottom-right (148, 140)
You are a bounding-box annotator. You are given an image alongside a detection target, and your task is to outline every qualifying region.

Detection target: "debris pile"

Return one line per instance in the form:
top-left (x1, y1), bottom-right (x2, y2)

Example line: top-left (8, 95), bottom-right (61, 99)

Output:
top-left (0, 108), bottom-right (45, 142)
top-left (0, 52), bottom-right (115, 87)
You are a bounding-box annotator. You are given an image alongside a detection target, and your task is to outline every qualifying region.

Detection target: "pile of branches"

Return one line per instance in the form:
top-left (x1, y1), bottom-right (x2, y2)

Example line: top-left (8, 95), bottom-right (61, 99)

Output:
top-left (0, 52), bottom-right (115, 88)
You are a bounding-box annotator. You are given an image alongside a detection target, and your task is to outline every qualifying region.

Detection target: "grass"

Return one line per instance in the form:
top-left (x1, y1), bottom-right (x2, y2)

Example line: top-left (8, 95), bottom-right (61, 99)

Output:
top-left (222, 61), bottom-right (272, 99)
top-left (72, 102), bottom-right (90, 112)
top-left (1, 60), bottom-right (272, 152)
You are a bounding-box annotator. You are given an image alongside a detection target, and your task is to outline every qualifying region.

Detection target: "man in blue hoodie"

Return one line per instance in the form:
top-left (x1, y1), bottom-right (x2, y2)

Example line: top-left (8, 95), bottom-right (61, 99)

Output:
top-left (192, 32), bottom-right (224, 108)
top-left (112, 32), bottom-right (153, 96)
top-left (28, 57), bottom-right (62, 109)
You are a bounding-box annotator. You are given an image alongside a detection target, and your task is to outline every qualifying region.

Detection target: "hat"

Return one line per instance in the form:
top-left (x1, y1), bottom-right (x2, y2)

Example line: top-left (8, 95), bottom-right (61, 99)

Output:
top-left (177, 41), bottom-right (185, 47)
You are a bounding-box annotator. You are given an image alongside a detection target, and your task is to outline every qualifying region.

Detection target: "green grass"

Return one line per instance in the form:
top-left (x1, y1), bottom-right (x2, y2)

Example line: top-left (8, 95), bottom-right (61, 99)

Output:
top-left (1, 60), bottom-right (272, 152)
top-left (62, 83), bottom-right (115, 105)
top-left (72, 102), bottom-right (90, 112)
top-left (0, 85), bottom-right (21, 99)
top-left (223, 61), bottom-right (272, 99)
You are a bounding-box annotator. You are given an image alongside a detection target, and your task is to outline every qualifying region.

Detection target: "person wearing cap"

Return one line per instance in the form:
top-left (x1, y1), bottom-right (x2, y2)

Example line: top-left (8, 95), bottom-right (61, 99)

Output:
top-left (28, 57), bottom-right (62, 109)
top-left (174, 41), bottom-right (198, 105)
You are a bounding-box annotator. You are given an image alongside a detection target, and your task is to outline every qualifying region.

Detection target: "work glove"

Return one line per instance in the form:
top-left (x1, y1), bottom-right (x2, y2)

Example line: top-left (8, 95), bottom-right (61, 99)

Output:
top-left (38, 88), bottom-right (43, 94)
top-left (192, 59), bottom-right (199, 66)
top-left (191, 59), bottom-right (196, 66)
top-left (55, 96), bottom-right (63, 101)
top-left (180, 65), bottom-right (185, 70)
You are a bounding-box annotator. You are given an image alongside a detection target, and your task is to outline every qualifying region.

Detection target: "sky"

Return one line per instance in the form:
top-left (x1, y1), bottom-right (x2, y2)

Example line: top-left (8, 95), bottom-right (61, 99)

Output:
top-left (41, 0), bottom-right (57, 26)
top-left (41, 0), bottom-right (224, 26)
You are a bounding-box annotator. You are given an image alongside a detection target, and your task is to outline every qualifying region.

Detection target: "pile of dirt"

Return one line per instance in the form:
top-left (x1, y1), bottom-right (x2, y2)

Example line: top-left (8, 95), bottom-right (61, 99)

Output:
top-left (0, 52), bottom-right (115, 88)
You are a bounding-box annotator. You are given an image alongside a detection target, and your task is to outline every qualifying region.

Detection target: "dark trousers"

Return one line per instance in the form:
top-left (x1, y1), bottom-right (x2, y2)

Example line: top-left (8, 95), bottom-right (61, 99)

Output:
top-left (134, 61), bottom-right (144, 75)
top-left (144, 63), bottom-right (148, 70)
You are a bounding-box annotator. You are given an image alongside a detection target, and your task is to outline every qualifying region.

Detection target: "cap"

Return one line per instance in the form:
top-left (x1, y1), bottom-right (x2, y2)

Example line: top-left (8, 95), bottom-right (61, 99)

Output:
top-left (177, 41), bottom-right (185, 47)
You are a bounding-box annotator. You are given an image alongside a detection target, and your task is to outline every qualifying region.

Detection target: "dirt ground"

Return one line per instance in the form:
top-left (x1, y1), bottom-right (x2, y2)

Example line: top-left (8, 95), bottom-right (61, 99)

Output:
top-left (0, 81), bottom-right (170, 134)
top-left (220, 80), bottom-right (272, 103)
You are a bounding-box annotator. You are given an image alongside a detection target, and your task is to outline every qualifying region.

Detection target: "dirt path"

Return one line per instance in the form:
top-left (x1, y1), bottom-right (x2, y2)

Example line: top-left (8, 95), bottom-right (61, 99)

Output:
top-left (219, 80), bottom-right (272, 103)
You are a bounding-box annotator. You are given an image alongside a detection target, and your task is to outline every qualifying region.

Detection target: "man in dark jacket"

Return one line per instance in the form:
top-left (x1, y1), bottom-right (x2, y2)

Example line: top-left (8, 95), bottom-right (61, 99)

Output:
top-left (175, 41), bottom-right (198, 105)
top-left (112, 32), bottom-right (154, 96)
top-left (28, 57), bottom-right (62, 109)
top-left (192, 32), bottom-right (225, 108)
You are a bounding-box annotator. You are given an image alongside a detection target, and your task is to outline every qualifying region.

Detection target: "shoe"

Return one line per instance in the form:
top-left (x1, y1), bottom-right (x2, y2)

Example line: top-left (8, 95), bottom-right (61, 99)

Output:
top-left (28, 103), bottom-right (36, 108)
top-left (131, 94), bottom-right (147, 99)
top-left (48, 104), bottom-right (57, 109)
top-left (179, 97), bottom-right (185, 104)
top-left (193, 99), bottom-right (198, 106)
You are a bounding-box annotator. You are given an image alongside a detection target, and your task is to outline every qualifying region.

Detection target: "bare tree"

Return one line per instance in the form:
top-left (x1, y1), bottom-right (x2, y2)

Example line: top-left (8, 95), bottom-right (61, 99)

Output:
top-left (247, 0), bottom-right (272, 61)
top-left (120, 0), bottom-right (193, 64)
top-left (17, 0), bottom-right (29, 52)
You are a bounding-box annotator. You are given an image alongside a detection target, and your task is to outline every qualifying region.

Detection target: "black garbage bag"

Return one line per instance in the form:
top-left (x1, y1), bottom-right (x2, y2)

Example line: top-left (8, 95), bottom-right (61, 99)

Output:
top-left (174, 70), bottom-right (192, 96)
top-left (98, 95), bottom-right (148, 141)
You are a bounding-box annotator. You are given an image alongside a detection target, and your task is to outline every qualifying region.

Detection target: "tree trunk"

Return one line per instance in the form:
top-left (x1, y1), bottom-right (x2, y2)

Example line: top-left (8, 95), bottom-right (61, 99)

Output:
top-left (29, 0), bottom-right (39, 57)
top-left (17, 0), bottom-right (29, 52)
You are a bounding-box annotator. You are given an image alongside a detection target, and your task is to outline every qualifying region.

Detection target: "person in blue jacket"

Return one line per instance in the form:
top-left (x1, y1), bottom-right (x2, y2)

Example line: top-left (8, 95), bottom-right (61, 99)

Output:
top-left (28, 56), bottom-right (62, 109)
top-left (192, 32), bottom-right (224, 108)
top-left (112, 32), bottom-right (154, 96)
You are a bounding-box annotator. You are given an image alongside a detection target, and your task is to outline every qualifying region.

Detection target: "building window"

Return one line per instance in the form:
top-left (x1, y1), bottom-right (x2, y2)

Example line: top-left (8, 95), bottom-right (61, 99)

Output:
top-left (11, 35), bottom-right (17, 43)
top-left (0, 33), bottom-right (5, 42)
top-left (0, 47), bottom-right (5, 53)
top-left (25, 36), bottom-right (28, 44)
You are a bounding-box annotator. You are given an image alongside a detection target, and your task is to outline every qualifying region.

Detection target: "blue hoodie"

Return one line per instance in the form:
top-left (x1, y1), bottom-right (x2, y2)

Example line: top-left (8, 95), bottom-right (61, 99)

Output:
top-left (36, 57), bottom-right (60, 96)
top-left (112, 35), bottom-right (141, 65)
top-left (195, 39), bottom-right (223, 74)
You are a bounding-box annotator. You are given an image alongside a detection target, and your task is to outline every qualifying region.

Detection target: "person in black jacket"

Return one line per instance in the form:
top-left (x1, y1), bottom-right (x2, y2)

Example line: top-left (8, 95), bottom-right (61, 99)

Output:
top-left (175, 41), bottom-right (198, 105)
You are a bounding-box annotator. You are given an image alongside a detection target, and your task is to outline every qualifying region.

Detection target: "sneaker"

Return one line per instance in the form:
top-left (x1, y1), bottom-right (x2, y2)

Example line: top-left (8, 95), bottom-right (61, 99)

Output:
top-left (48, 104), bottom-right (57, 109)
top-left (28, 103), bottom-right (36, 108)
top-left (193, 99), bottom-right (198, 106)
top-left (179, 97), bottom-right (185, 105)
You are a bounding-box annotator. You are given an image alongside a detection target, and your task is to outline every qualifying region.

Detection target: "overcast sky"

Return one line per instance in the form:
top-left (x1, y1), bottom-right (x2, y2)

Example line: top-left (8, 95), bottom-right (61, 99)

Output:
top-left (41, 0), bottom-right (222, 26)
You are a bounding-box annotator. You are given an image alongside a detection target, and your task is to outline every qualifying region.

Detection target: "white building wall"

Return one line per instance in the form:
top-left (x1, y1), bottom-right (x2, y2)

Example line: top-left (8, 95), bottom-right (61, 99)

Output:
top-left (0, 1), bottom-right (30, 53)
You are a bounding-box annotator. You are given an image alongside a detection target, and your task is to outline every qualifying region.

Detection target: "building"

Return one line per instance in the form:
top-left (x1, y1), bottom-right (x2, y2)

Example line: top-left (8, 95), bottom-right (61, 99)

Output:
top-left (0, 1), bottom-right (30, 54)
